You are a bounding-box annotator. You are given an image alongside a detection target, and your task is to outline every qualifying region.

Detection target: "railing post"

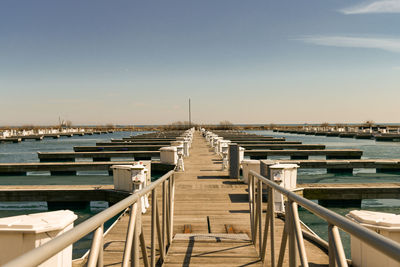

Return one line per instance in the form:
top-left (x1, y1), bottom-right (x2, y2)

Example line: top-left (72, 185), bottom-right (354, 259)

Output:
top-left (151, 188), bottom-right (156, 267)
top-left (156, 199), bottom-right (165, 261)
top-left (328, 224), bottom-right (348, 267)
top-left (252, 172), bottom-right (258, 245)
top-left (163, 180), bottom-right (167, 252)
top-left (286, 201), bottom-right (297, 267)
top-left (87, 225), bottom-right (104, 267)
top-left (140, 225), bottom-right (150, 267)
top-left (277, 218), bottom-right (287, 267)
top-left (260, 160), bottom-right (275, 266)
top-left (169, 174), bottom-right (175, 244)
top-left (248, 173), bottom-right (254, 244)
top-left (97, 224), bottom-right (104, 267)
top-left (122, 204), bottom-right (138, 267)
top-left (166, 177), bottom-right (171, 244)
top-left (270, 189), bottom-right (275, 267)
top-left (132, 201), bottom-right (141, 267)
top-left (290, 201), bottom-right (309, 267)
top-left (257, 179), bottom-right (263, 254)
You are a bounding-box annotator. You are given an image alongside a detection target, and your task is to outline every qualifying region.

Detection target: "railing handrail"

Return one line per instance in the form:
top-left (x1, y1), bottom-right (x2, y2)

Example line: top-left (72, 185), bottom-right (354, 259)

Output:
top-left (3, 170), bottom-right (175, 267)
top-left (249, 170), bottom-right (400, 262)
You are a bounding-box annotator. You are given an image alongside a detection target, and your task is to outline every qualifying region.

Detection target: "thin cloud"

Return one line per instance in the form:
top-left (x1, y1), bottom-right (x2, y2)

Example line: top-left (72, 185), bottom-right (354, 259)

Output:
top-left (341, 0), bottom-right (400, 14)
top-left (298, 36), bottom-right (400, 53)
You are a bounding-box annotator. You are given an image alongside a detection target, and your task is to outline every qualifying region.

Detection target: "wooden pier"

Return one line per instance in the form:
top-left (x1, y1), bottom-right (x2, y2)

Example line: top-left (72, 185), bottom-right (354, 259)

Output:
top-left (38, 151), bottom-right (159, 162)
top-left (245, 149), bottom-right (363, 160)
top-left (100, 131), bottom-right (328, 266)
top-left (0, 161), bottom-right (174, 176)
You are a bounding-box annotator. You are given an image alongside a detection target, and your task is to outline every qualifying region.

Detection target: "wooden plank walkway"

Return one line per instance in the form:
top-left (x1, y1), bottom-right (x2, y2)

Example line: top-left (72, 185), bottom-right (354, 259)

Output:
top-left (101, 132), bottom-right (329, 266)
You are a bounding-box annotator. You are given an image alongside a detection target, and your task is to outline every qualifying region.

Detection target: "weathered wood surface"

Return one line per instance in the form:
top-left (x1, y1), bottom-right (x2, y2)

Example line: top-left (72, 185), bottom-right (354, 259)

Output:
top-left (276, 159), bottom-right (400, 169)
top-left (0, 161), bottom-right (174, 175)
top-left (101, 132), bottom-right (329, 266)
top-left (0, 185), bottom-right (129, 203)
top-left (74, 145), bottom-right (165, 152)
top-left (97, 141), bottom-right (172, 146)
top-left (241, 144), bottom-right (326, 150)
top-left (301, 183), bottom-right (400, 200)
top-left (244, 149), bottom-right (363, 159)
top-left (37, 151), bottom-right (159, 161)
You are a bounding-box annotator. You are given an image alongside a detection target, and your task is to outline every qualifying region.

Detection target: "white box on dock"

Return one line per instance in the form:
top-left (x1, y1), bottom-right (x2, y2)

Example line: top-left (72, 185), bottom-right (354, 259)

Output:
top-left (241, 159), bottom-right (260, 184)
top-left (0, 210), bottom-right (77, 267)
top-left (269, 164), bottom-right (299, 190)
top-left (160, 146), bottom-right (178, 165)
top-left (269, 164), bottom-right (299, 212)
top-left (347, 210), bottom-right (400, 267)
top-left (112, 163), bottom-right (151, 192)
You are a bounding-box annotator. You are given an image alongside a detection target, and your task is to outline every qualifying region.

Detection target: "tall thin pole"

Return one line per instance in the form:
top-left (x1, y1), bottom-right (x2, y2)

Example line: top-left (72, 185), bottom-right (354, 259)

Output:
top-left (189, 98), bottom-right (191, 127)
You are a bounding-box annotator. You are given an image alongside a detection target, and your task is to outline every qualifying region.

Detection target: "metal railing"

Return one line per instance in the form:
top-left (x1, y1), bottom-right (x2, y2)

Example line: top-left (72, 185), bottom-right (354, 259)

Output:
top-left (3, 170), bottom-right (176, 267)
top-left (248, 169), bottom-right (400, 267)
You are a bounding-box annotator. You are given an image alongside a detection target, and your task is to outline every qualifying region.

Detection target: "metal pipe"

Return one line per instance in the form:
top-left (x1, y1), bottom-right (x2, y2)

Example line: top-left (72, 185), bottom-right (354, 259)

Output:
top-left (248, 174), bottom-right (255, 244)
top-left (277, 219), bottom-right (288, 267)
top-left (156, 199), bottom-right (165, 261)
top-left (290, 201), bottom-right (309, 267)
top-left (249, 170), bottom-right (400, 262)
top-left (163, 180), bottom-right (167, 252)
top-left (329, 225), bottom-right (348, 267)
top-left (87, 226), bottom-right (103, 267)
top-left (287, 201), bottom-right (297, 267)
top-left (257, 180), bottom-right (262, 254)
top-left (151, 189), bottom-right (156, 267)
top-left (270, 189), bottom-right (276, 267)
top-left (166, 178), bottom-right (171, 245)
top-left (132, 202), bottom-right (141, 267)
top-left (328, 224), bottom-right (335, 267)
top-left (3, 171), bottom-right (174, 267)
top-left (97, 224), bottom-right (104, 267)
top-left (140, 225), bottom-right (150, 267)
top-left (122, 204), bottom-right (138, 267)
top-left (260, 188), bottom-right (271, 262)
top-left (169, 174), bottom-right (175, 244)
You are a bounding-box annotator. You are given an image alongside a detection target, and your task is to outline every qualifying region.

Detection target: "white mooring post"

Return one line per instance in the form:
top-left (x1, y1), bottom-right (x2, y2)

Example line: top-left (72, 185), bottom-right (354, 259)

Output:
top-left (346, 210), bottom-right (400, 267)
top-left (176, 150), bottom-right (185, 172)
top-left (269, 164), bottom-right (299, 212)
top-left (0, 210), bottom-right (77, 267)
top-left (111, 163), bottom-right (150, 213)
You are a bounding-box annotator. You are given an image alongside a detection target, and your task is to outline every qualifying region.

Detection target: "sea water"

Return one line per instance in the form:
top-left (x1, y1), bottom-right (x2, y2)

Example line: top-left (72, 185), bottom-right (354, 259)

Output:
top-left (0, 131), bottom-right (153, 259)
top-left (246, 130), bottom-right (400, 257)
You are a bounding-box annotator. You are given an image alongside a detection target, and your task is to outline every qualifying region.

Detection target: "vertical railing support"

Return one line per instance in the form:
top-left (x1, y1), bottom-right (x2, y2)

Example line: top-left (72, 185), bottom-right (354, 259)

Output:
top-left (277, 219), bottom-right (288, 267)
top-left (87, 225), bottom-right (104, 267)
top-left (97, 224), bottom-right (104, 267)
top-left (290, 201), bottom-right (309, 267)
top-left (122, 204), bottom-right (138, 267)
top-left (248, 174), bottom-right (255, 244)
top-left (140, 225), bottom-right (150, 267)
top-left (257, 179), bottom-right (263, 254)
top-left (286, 201), bottom-right (297, 267)
top-left (156, 199), bottom-right (165, 262)
top-left (132, 201), bottom-right (141, 267)
top-left (162, 180), bottom-right (167, 252)
top-left (328, 224), bottom-right (348, 267)
top-left (169, 174), bottom-right (175, 244)
top-left (151, 189), bottom-right (156, 267)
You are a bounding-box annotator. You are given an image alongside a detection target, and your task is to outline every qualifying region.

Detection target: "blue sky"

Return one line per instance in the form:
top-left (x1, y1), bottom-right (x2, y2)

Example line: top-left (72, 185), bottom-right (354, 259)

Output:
top-left (1, 0), bottom-right (399, 125)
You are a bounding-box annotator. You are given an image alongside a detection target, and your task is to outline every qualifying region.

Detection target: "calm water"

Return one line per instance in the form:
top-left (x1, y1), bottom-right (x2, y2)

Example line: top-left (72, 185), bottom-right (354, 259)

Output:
top-left (247, 130), bottom-right (400, 257)
top-left (0, 131), bottom-right (152, 258)
top-left (2, 130), bottom-right (400, 258)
